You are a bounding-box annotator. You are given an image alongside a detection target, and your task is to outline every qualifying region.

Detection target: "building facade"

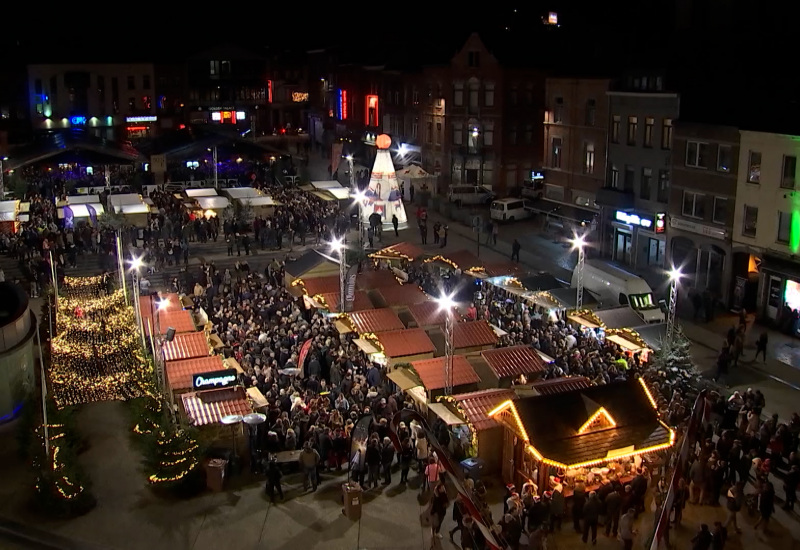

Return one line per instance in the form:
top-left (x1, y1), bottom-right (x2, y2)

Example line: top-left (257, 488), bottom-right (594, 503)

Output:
top-left (599, 86), bottom-right (679, 271)
top-left (184, 46), bottom-right (270, 134)
top-left (27, 63), bottom-right (156, 139)
top-left (668, 122), bottom-right (739, 307)
top-left (732, 130), bottom-right (800, 324)
top-left (542, 77), bottom-right (610, 214)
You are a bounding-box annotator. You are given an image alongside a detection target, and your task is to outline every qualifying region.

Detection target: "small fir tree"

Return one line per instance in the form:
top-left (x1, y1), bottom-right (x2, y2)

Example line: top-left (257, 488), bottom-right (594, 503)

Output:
top-left (145, 422), bottom-right (201, 491)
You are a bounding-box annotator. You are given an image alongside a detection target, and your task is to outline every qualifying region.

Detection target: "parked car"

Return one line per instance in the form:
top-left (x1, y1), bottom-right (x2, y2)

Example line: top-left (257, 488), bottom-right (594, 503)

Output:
top-left (490, 198), bottom-right (534, 222)
top-left (448, 185), bottom-right (494, 206)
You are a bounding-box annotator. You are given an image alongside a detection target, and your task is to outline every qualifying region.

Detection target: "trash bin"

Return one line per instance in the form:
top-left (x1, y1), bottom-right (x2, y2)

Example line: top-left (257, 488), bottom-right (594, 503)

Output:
top-left (341, 482), bottom-right (363, 520)
top-left (206, 458), bottom-right (228, 492)
top-left (461, 457), bottom-right (486, 479)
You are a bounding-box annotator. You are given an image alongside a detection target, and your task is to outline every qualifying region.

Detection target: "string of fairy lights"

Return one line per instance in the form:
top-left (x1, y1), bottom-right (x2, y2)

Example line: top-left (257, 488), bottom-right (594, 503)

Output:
top-left (147, 429), bottom-right (201, 485)
top-left (50, 279), bottom-right (153, 408)
top-left (33, 424), bottom-right (85, 501)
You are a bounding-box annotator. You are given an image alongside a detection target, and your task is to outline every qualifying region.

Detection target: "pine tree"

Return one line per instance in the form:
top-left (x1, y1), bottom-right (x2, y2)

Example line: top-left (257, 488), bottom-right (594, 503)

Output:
top-left (133, 395), bottom-right (162, 436)
top-left (644, 326), bottom-right (705, 408)
top-left (146, 423), bottom-right (201, 490)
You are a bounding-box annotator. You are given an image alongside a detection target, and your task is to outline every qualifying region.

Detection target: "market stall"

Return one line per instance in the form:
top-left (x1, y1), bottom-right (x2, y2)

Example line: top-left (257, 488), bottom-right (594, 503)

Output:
top-left (453, 320), bottom-right (499, 354)
top-left (369, 242), bottom-right (425, 264)
top-left (311, 290), bottom-right (373, 313)
top-left (370, 284), bottom-right (429, 312)
top-left (489, 378), bottom-right (675, 493)
top-left (407, 301), bottom-right (450, 331)
top-left (181, 386), bottom-right (254, 427)
top-left (396, 164), bottom-right (438, 196)
top-left (166, 355), bottom-right (229, 394)
top-left (184, 188), bottom-right (219, 198)
top-left (513, 376), bottom-right (593, 397)
top-left (410, 355), bottom-right (481, 400)
top-left (355, 269), bottom-right (401, 291)
top-left (373, 328), bottom-right (436, 367)
top-left (284, 250), bottom-right (341, 287)
top-left (107, 193), bottom-right (150, 227)
top-left (0, 200), bottom-right (20, 234)
top-left (222, 187), bottom-right (264, 202)
top-left (193, 196), bottom-right (230, 219)
top-left (161, 331), bottom-right (214, 362)
top-left (479, 345), bottom-right (547, 387)
top-left (145, 308), bottom-right (197, 337)
top-left (247, 196), bottom-right (282, 217)
top-left (335, 308), bottom-right (405, 336)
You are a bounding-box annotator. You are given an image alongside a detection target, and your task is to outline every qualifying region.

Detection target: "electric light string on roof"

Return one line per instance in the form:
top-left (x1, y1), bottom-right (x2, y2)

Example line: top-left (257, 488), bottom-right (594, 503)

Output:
top-left (437, 394), bottom-right (478, 452)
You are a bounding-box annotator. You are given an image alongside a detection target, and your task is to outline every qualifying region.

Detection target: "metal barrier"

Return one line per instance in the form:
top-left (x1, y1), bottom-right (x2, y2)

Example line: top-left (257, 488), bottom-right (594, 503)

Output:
top-left (649, 389), bottom-right (710, 549)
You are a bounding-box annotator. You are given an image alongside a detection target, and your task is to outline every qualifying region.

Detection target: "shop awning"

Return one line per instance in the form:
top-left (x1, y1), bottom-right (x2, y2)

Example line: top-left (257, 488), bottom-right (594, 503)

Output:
top-left (247, 387), bottom-right (269, 409)
top-left (195, 196), bottom-right (230, 210)
top-left (333, 319), bottom-right (352, 334)
top-left (567, 313), bottom-right (601, 329)
top-left (525, 198), bottom-right (598, 224)
top-left (352, 338), bottom-right (381, 354)
top-left (387, 368), bottom-right (422, 391)
top-left (181, 387), bottom-right (252, 427)
top-left (606, 333), bottom-right (647, 352)
top-left (428, 403), bottom-right (465, 426)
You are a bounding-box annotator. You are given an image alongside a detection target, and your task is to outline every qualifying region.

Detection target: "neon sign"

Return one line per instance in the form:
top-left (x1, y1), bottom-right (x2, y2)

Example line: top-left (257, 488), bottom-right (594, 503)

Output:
top-left (292, 92), bottom-right (309, 102)
top-left (192, 368), bottom-right (239, 390)
top-left (616, 210), bottom-right (653, 228)
top-left (70, 116), bottom-right (86, 125)
top-left (267, 80), bottom-right (273, 103)
top-left (126, 116), bottom-right (157, 122)
top-left (655, 212), bottom-right (666, 234)
top-left (338, 89), bottom-right (348, 120)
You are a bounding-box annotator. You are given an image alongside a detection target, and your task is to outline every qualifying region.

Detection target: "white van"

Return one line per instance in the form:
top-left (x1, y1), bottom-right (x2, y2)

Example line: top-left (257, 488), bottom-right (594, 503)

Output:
top-left (490, 198), bottom-right (533, 222)
top-left (571, 260), bottom-right (665, 323)
top-left (448, 185), bottom-right (494, 206)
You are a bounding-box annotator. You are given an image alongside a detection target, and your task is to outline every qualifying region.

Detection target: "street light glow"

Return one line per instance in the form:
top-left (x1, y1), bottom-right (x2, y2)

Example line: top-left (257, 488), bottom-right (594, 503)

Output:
top-left (129, 256), bottom-right (143, 271)
top-left (345, 154), bottom-right (353, 161)
top-left (436, 292), bottom-right (456, 312)
top-left (157, 299), bottom-right (169, 311)
top-left (668, 266), bottom-right (683, 282)
top-left (398, 144), bottom-right (409, 156)
top-left (329, 237), bottom-right (344, 253)
top-left (571, 234), bottom-right (587, 251)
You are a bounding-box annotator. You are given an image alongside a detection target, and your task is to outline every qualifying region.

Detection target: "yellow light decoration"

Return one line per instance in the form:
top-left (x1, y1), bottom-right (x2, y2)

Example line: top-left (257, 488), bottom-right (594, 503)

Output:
top-left (423, 255), bottom-right (458, 270)
top-left (638, 378), bottom-right (659, 410)
top-left (34, 424), bottom-right (86, 501)
top-left (437, 395), bottom-right (478, 452)
top-left (465, 266), bottom-right (486, 275)
top-left (577, 407), bottom-right (617, 434)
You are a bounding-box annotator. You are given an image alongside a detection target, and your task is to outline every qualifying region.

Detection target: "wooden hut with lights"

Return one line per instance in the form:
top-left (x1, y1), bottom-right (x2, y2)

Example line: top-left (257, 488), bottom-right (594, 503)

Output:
top-left (407, 301), bottom-right (451, 331)
top-left (355, 268), bottom-right (401, 290)
top-left (369, 241), bottom-right (425, 265)
top-left (370, 284), bottom-right (429, 314)
top-left (283, 250), bottom-right (341, 287)
top-left (408, 355), bottom-right (481, 401)
top-left (453, 320), bottom-right (499, 354)
top-left (375, 328), bottom-right (436, 367)
top-left (488, 378), bottom-right (675, 494)
top-left (313, 290), bottom-right (374, 313)
top-left (478, 345), bottom-right (547, 387)
top-left (333, 308), bottom-right (405, 337)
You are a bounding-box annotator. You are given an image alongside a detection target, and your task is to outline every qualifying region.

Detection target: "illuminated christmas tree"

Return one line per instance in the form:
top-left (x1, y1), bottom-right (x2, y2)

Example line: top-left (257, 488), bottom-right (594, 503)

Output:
top-left (145, 422), bottom-right (202, 492)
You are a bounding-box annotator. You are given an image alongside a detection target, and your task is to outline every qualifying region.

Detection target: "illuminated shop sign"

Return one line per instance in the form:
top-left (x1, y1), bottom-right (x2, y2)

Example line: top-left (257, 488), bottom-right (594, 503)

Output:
top-left (337, 89), bottom-right (348, 120)
top-left (615, 210), bottom-right (653, 229)
top-left (655, 212), bottom-right (666, 234)
top-left (192, 368), bottom-right (239, 390)
top-left (210, 111), bottom-right (247, 123)
top-left (292, 92), bottom-right (309, 102)
top-left (531, 170), bottom-right (545, 181)
top-left (267, 80), bottom-right (273, 103)
top-left (70, 116), bottom-right (86, 125)
top-left (125, 116), bottom-right (157, 122)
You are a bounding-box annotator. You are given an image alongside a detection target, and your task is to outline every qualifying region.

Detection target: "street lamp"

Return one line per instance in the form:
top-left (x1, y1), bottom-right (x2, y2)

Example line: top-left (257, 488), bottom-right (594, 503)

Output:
top-left (666, 266), bottom-right (683, 344)
top-left (0, 156), bottom-right (8, 200)
top-left (436, 293), bottom-right (456, 395)
top-left (207, 147), bottom-right (218, 189)
top-left (330, 238), bottom-right (346, 313)
top-left (129, 256), bottom-right (145, 349)
top-left (571, 234), bottom-right (587, 309)
top-left (345, 154), bottom-right (355, 191)
top-left (354, 189), bottom-right (366, 250)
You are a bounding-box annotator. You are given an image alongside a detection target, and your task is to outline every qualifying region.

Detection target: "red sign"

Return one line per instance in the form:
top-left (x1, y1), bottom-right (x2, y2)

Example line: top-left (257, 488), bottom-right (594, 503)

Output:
top-left (341, 90), bottom-right (348, 120)
top-left (297, 339), bottom-right (313, 379)
top-left (267, 80), bottom-right (273, 103)
top-left (655, 212), bottom-right (666, 234)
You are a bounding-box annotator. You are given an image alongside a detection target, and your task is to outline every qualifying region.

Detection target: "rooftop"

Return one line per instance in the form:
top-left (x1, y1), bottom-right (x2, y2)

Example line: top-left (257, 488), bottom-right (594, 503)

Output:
top-left (166, 355), bottom-right (225, 392)
top-left (480, 345), bottom-right (547, 379)
top-left (452, 388), bottom-right (516, 431)
top-left (300, 275), bottom-right (342, 296)
top-left (453, 320), bottom-right (498, 349)
top-left (317, 291), bottom-right (373, 313)
top-left (181, 387), bottom-right (252, 427)
top-left (411, 356), bottom-right (481, 391)
top-left (376, 328), bottom-right (436, 357)
top-left (347, 308), bottom-right (405, 334)
top-left (355, 269), bottom-right (400, 290)
top-left (407, 301), bottom-right (449, 328)
top-left (161, 332), bottom-right (210, 362)
top-left (374, 285), bottom-right (429, 308)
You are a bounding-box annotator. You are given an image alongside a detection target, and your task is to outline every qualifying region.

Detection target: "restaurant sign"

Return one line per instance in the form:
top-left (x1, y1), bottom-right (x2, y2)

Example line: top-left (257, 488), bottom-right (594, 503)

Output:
top-left (192, 368), bottom-right (239, 390)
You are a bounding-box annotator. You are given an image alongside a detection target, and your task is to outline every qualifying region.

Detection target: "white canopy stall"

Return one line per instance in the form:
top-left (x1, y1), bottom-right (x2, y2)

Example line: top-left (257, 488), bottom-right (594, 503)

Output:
top-left (396, 164), bottom-right (438, 195)
top-left (194, 196), bottom-right (230, 218)
top-left (107, 193), bottom-right (150, 226)
top-left (0, 200), bottom-right (20, 234)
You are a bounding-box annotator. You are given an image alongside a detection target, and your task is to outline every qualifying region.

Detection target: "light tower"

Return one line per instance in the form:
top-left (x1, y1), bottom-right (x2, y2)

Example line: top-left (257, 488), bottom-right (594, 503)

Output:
top-left (436, 293), bottom-right (456, 395)
top-left (666, 266), bottom-right (683, 344)
top-left (571, 234), bottom-right (587, 309)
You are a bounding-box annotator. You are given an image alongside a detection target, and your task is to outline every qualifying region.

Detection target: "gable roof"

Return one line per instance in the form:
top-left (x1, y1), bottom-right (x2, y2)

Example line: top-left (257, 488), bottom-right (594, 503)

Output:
top-left (317, 290), bottom-right (373, 313)
top-left (161, 332), bottom-right (210, 362)
top-left (376, 328), bottom-right (436, 357)
top-left (490, 379), bottom-right (673, 468)
top-left (355, 269), bottom-right (400, 290)
top-left (411, 355), bottom-right (481, 391)
top-left (453, 388), bottom-right (516, 431)
top-left (347, 308), bottom-right (405, 334)
top-left (166, 355), bottom-right (225, 391)
top-left (408, 301), bottom-right (449, 328)
top-left (453, 320), bottom-right (498, 349)
top-left (300, 275), bottom-right (341, 296)
top-left (374, 284), bottom-right (429, 308)
top-left (480, 345), bottom-right (546, 379)
top-left (285, 250), bottom-right (335, 278)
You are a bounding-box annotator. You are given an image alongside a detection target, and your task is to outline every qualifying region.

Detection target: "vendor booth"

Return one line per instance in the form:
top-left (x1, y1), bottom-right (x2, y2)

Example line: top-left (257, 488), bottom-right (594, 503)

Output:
top-left (424, 250), bottom-right (484, 273)
top-left (374, 328), bottom-right (436, 367)
top-left (514, 376), bottom-right (593, 397)
top-left (439, 388), bottom-right (516, 473)
top-left (57, 202), bottom-right (106, 226)
top-left (284, 250), bottom-right (341, 286)
top-left (407, 301), bottom-right (450, 331)
top-left (355, 268), bottom-right (401, 290)
top-left (410, 355), bottom-right (481, 400)
top-left (247, 196), bottom-right (282, 217)
top-left (184, 188), bottom-right (219, 198)
top-left (489, 378), bottom-right (675, 493)
top-left (335, 308), bottom-right (405, 336)
top-left (166, 355), bottom-right (229, 393)
top-left (567, 308), bottom-right (652, 361)
top-left (453, 320), bottom-right (499, 354)
top-left (370, 284), bottom-right (428, 312)
top-left (313, 290), bottom-right (373, 313)
top-left (181, 386), bottom-right (253, 427)
top-left (107, 193), bottom-right (150, 226)
top-left (290, 274), bottom-right (340, 298)
top-left (397, 164), bottom-right (438, 196)
top-left (369, 242), bottom-right (425, 264)
top-left (479, 345), bottom-right (547, 387)
top-left (56, 195), bottom-right (102, 207)
top-left (222, 187), bottom-right (264, 201)
top-left (193, 196), bottom-right (230, 219)
top-left (144, 308), bottom-right (197, 337)
top-left (161, 331), bottom-right (213, 362)
top-left (0, 200), bottom-right (20, 234)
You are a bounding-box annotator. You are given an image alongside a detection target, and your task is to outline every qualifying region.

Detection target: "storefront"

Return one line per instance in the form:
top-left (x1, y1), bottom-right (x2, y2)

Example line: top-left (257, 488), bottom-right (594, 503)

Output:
top-left (611, 210), bottom-right (666, 269)
top-left (125, 116), bottom-right (158, 139)
top-left (668, 217), bottom-right (733, 307)
top-left (758, 255), bottom-right (800, 332)
top-left (489, 378), bottom-right (675, 492)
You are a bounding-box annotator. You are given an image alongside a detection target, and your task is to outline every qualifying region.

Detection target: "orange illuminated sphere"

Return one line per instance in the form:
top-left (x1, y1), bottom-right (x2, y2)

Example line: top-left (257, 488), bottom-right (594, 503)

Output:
top-left (376, 134), bottom-right (392, 149)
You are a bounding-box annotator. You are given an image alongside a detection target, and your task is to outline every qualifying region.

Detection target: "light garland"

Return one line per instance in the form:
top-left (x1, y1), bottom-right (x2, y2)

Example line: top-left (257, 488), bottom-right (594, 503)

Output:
top-left (437, 395), bottom-right (478, 452)
top-left (423, 255), bottom-right (459, 270)
top-left (33, 424), bottom-right (86, 501)
top-left (147, 429), bottom-right (201, 485)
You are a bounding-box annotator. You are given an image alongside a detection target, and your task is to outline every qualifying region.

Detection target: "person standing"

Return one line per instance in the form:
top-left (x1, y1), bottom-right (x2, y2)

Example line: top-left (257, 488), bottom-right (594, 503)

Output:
top-left (691, 524), bottom-right (713, 550)
top-left (439, 224), bottom-right (448, 248)
top-left (424, 456), bottom-right (440, 493)
top-left (724, 483), bottom-right (743, 534)
top-left (492, 222), bottom-right (499, 246)
top-left (511, 239), bottom-right (521, 262)
top-left (449, 499), bottom-right (466, 541)
top-left (604, 486), bottom-right (622, 538)
top-left (754, 481), bottom-right (775, 534)
top-left (619, 508), bottom-right (636, 550)
top-left (410, 183), bottom-right (415, 203)
top-left (380, 436), bottom-right (395, 485)
top-left (399, 438), bottom-right (414, 483)
top-left (550, 484), bottom-right (565, 532)
top-left (265, 456), bottom-right (284, 502)
top-left (366, 439), bottom-right (381, 489)
top-left (572, 482), bottom-right (586, 533)
top-left (420, 222), bottom-right (428, 245)
top-left (711, 521), bottom-right (727, 550)
top-left (392, 214), bottom-right (399, 236)
top-left (582, 491), bottom-right (601, 545)
top-left (429, 482), bottom-right (450, 542)
top-left (299, 441), bottom-right (320, 492)
top-left (433, 222), bottom-right (441, 245)
top-left (755, 332), bottom-right (768, 362)
top-left (783, 464), bottom-right (799, 511)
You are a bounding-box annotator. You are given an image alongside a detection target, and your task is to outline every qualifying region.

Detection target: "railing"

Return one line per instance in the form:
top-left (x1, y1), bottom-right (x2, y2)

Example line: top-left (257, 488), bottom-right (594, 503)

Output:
top-left (649, 389), bottom-right (709, 550)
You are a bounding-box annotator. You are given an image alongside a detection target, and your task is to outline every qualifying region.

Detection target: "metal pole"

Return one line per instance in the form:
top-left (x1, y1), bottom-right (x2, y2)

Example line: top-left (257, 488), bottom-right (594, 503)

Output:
top-left (666, 279), bottom-right (678, 344)
top-left (213, 146), bottom-right (218, 189)
top-left (0, 158), bottom-right (4, 200)
top-left (133, 270), bottom-right (145, 350)
top-left (48, 250), bottom-right (58, 305)
top-left (339, 247), bottom-right (346, 313)
top-left (348, 157), bottom-right (355, 191)
top-left (444, 309), bottom-right (454, 395)
top-left (576, 245), bottom-right (585, 309)
top-left (116, 231), bottom-right (127, 301)
top-left (35, 317), bottom-right (49, 458)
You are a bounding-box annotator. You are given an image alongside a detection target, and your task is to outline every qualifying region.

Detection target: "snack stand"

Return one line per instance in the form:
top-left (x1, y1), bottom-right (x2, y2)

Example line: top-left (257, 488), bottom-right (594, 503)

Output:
top-left (479, 345), bottom-right (547, 387)
top-left (489, 378), bottom-right (675, 495)
top-left (374, 328), bottom-right (436, 367)
top-left (453, 320), bottom-right (499, 355)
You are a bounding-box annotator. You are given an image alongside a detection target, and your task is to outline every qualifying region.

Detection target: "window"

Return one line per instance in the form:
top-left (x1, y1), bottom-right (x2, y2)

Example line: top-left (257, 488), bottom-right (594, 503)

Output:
top-left (682, 191), bottom-right (705, 218)
top-left (713, 197), bottom-right (728, 224)
top-left (611, 115), bottom-right (620, 143)
top-left (484, 83), bottom-right (495, 107)
top-left (627, 116), bottom-right (638, 145)
top-left (524, 124), bottom-right (532, 144)
top-left (782, 155), bottom-right (797, 188)
top-left (747, 151), bottom-right (761, 183)
top-left (220, 60), bottom-right (231, 74)
top-left (508, 125), bottom-right (517, 145)
top-left (551, 137), bottom-right (562, 168)
top-left (685, 141), bottom-right (709, 168)
top-left (484, 122), bottom-right (494, 146)
top-left (468, 126), bottom-right (479, 151)
top-left (778, 211), bottom-right (793, 243)
top-left (468, 51), bottom-right (480, 67)
top-left (742, 205), bottom-right (758, 237)
top-left (661, 118), bottom-right (673, 149)
top-left (454, 84), bottom-right (463, 106)
top-left (585, 99), bottom-right (596, 126)
top-left (554, 97), bottom-right (563, 123)
top-left (640, 168), bottom-right (652, 200)
top-left (426, 122), bottom-right (433, 143)
top-left (583, 143), bottom-right (595, 174)
top-left (609, 164), bottom-right (620, 188)
top-left (717, 144), bottom-right (732, 172)
top-left (143, 75), bottom-right (151, 89)
top-left (525, 84), bottom-right (533, 105)
top-left (453, 122), bottom-right (463, 145)
top-left (644, 117), bottom-right (654, 147)
top-left (412, 88), bottom-right (419, 104)
top-left (656, 170), bottom-right (669, 203)
top-left (624, 165), bottom-right (635, 191)
top-left (468, 81), bottom-right (479, 112)
top-left (436, 122), bottom-right (442, 145)
top-left (127, 76), bottom-right (135, 90)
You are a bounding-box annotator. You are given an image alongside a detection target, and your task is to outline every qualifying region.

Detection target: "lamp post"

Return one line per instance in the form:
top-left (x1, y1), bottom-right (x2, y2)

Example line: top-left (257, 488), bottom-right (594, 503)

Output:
top-left (35, 317), bottom-right (49, 458)
top-left (115, 230), bottom-right (127, 301)
top-left (571, 234), bottom-right (587, 309)
top-left (345, 154), bottom-right (355, 191)
top-left (666, 267), bottom-right (683, 344)
top-left (354, 189), bottom-right (365, 250)
top-left (330, 238), bottom-right (346, 313)
top-left (0, 156), bottom-right (8, 200)
top-left (129, 256), bottom-right (145, 349)
top-left (436, 293), bottom-right (456, 395)
top-left (208, 147), bottom-right (218, 189)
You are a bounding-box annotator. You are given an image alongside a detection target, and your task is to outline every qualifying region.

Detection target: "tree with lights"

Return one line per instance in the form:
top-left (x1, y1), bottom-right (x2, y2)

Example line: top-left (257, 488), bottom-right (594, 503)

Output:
top-left (144, 420), bottom-right (203, 495)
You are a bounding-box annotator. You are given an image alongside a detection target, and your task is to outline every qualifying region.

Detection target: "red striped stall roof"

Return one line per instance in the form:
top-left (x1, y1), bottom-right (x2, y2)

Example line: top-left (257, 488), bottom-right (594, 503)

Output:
top-left (161, 332), bottom-right (210, 362)
top-left (411, 356), bottom-right (480, 391)
top-left (453, 388), bottom-right (516, 431)
top-left (181, 387), bottom-right (252, 426)
top-left (453, 320), bottom-right (498, 349)
top-left (348, 308), bottom-right (405, 334)
top-left (166, 355), bottom-right (225, 391)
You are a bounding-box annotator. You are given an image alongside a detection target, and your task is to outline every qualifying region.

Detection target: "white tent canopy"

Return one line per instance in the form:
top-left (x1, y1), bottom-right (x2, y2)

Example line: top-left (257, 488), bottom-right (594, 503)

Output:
top-left (195, 196), bottom-right (230, 210)
top-left (57, 203), bottom-right (105, 219)
top-left (311, 180), bottom-right (345, 190)
top-left (396, 164), bottom-right (431, 178)
top-left (0, 200), bottom-right (19, 222)
top-left (246, 196), bottom-right (282, 207)
top-left (56, 195), bottom-right (102, 207)
top-left (107, 194), bottom-right (148, 214)
top-left (185, 188), bottom-right (219, 198)
top-left (223, 187), bottom-right (264, 200)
